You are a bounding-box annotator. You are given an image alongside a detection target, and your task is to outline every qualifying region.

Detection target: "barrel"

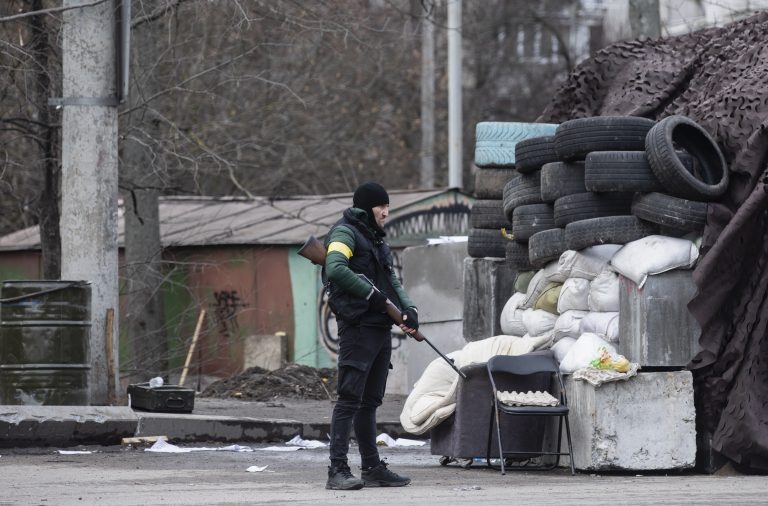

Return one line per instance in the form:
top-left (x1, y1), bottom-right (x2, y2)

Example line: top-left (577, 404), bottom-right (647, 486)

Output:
top-left (0, 281), bottom-right (91, 405)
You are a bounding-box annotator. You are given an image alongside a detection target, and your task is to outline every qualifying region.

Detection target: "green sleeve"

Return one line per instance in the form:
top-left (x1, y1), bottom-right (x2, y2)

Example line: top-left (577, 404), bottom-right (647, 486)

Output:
top-left (324, 225), bottom-right (372, 299)
top-left (390, 269), bottom-right (415, 309)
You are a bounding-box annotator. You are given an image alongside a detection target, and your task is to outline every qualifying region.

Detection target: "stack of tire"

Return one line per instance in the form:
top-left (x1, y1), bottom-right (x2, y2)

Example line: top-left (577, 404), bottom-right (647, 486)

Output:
top-left (469, 121), bottom-right (558, 258)
top-left (504, 115), bottom-right (728, 271)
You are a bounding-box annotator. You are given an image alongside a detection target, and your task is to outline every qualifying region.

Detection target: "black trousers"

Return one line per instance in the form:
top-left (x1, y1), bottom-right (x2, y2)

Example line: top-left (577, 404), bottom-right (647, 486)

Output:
top-left (329, 324), bottom-right (392, 469)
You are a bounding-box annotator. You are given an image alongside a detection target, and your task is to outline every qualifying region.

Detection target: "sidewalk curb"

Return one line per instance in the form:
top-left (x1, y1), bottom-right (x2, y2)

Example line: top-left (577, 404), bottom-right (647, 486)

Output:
top-left (0, 406), bottom-right (137, 448)
top-left (0, 406), bottom-right (415, 447)
top-left (137, 412), bottom-right (410, 443)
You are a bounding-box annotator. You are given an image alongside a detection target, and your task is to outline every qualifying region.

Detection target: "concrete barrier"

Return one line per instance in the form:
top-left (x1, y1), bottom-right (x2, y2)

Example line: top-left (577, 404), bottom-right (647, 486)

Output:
top-left (462, 257), bottom-right (514, 341)
top-left (619, 270), bottom-right (701, 368)
top-left (561, 371), bottom-right (696, 471)
top-left (0, 405), bottom-right (137, 448)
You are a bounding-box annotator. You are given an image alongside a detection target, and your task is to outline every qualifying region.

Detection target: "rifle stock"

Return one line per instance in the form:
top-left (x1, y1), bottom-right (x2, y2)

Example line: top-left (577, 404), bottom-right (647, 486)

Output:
top-left (298, 235), bottom-right (327, 266)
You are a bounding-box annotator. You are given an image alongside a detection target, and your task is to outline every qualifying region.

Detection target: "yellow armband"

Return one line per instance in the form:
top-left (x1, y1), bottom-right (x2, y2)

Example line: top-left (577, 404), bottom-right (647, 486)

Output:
top-left (327, 241), bottom-right (353, 259)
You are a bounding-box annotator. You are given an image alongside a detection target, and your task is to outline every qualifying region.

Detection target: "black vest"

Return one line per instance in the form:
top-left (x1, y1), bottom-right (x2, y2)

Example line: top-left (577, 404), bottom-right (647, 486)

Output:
top-left (325, 209), bottom-right (401, 327)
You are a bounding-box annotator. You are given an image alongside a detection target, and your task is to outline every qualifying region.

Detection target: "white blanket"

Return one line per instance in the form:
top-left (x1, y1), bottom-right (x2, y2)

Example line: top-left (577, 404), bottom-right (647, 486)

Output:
top-left (399, 334), bottom-right (553, 435)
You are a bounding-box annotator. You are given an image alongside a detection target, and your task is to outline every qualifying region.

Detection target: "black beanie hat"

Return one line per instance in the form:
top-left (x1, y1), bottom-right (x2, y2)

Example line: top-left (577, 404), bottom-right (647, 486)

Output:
top-left (353, 182), bottom-right (389, 214)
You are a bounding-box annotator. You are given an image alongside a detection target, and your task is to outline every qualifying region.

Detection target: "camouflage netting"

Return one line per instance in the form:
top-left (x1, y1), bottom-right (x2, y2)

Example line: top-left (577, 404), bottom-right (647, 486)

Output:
top-left (539, 12), bottom-right (768, 471)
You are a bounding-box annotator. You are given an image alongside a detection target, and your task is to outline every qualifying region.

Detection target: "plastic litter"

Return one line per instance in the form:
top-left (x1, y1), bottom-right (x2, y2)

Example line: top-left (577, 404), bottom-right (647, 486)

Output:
top-left (375, 433), bottom-right (426, 447)
top-left (145, 439), bottom-right (253, 453)
top-left (286, 435), bottom-right (327, 449)
top-left (148, 376), bottom-right (164, 388)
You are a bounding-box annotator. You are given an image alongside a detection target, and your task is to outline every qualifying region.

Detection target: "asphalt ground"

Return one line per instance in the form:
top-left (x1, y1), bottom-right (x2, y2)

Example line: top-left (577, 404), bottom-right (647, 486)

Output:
top-left (1, 442), bottom-right (763, 506)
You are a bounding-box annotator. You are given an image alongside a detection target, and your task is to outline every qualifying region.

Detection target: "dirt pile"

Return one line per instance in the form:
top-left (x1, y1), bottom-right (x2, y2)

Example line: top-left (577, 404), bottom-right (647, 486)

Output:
top-left (201, 363), bottom-right (337, 401)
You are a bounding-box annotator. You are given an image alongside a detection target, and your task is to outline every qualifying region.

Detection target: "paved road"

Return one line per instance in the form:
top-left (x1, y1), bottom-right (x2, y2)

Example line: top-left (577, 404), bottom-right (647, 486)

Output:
top-left (1, 443), bottom-right (764, 505)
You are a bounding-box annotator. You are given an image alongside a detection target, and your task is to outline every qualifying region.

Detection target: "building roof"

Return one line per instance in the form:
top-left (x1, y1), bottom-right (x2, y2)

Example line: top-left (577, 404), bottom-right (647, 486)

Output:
top-left (0, 188), bottom-right (465, 251)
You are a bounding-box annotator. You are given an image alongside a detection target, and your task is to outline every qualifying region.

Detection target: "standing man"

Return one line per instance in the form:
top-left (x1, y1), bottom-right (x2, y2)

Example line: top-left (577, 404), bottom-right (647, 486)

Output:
top-left (323, 181), bottom-right (420, 490)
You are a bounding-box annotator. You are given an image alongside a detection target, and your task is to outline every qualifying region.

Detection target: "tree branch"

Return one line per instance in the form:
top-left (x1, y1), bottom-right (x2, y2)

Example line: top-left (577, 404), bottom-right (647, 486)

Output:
top-left (0, 0), bottom-right (108, 24)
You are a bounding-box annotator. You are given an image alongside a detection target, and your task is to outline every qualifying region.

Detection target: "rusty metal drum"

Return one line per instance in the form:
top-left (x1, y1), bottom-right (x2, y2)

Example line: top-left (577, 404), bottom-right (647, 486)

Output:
top-left (0, 281), bottom-right (91, 405)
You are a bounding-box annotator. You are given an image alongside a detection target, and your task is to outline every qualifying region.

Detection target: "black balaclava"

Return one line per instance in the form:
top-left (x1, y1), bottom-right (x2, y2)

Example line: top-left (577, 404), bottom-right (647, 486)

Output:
top-left (352, 181), bottom-right (389, 232)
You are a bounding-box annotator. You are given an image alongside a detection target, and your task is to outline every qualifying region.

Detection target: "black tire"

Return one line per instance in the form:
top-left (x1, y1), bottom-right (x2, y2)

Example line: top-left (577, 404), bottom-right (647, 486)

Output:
top-left (474, 168), bottom-right (517, 199)
top-left (514, 136), bottom-right (559, 174)
top-left (512, 203), bottom-right (556, 242)
top-left (502, 171), bottom-right (542, 221)
top-left (470, 199), bottom-right (510, 229)
top-left (528, 228), bottom-right (566, 267)
top-left (553, 192), bottom-right (633, 227)
top-left (554, 116), bottom-right (655, 161)
top-left (565, 216), bottom-right (659, 251)
top-left (468, 228), bottom-right (507, 258)
top-left (585, 151), bottom-right (664, 193)
top-left (645, 115), bottom-right (728, 201)
top-left (540, 161), bottom-right (587, 202)
top-left (506, 241), bottom-right (535, 271)
top-left (631, 192), bottom-right (707, 232)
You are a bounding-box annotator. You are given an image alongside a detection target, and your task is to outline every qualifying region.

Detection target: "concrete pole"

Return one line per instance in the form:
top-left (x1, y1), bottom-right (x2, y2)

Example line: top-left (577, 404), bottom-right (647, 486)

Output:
top-left (420, 8), bottom-right (436, 189)
top-left (60, 0), bottom-right (119, 405)
top-left (447, 0), bottom-right (463, 190)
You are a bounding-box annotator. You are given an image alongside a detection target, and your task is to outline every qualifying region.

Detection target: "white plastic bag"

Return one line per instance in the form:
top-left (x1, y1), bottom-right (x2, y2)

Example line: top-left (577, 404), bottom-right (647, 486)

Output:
top-left (521, 308), bottom-right (557, 337)
top-left (610, 235), bottom-right (699, 288)
top-left (500, 292), bottom-right (527, 336)
top-left (559, 333), bottom-right (617, 374)
top-left (579, 312), bottom-right (620, 344)
top-left (588, 268), bottom-right (620, 312)
top-left (557, 278), bottom-right (591, 313)
top-left (553, 310), bottom-right (588, 342)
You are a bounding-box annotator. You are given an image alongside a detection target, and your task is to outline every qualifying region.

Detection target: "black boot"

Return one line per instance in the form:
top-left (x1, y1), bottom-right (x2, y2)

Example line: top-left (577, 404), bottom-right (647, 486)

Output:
top-left (326, 462), bottom-right (364, 490)
top-left (361, 460), bottom-right (411, 487)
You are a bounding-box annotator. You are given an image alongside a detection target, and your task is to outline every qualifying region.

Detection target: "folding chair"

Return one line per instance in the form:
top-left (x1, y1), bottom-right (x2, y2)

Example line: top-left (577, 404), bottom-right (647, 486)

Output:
top-left (486, 353), bottom-right (575, 475)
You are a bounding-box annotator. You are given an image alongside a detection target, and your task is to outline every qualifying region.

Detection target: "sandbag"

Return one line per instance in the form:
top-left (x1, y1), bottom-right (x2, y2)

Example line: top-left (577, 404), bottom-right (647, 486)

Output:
top-left (522, 308), bottom-right (557, 337)
top-left (533, 282), bottom-right (562, 314)
top-left (551, 336), bottom-right (577, 363)
top-left (580, 311), bottom-right (620, 344)
top-left (553, 310), bottom-right (588, 342)
top-left (610, 235), bottom-right (699, 288)
top-left (559, 333), bottom-right (617, 374)
top-left (588, 267), bottom-right (620, 312)
top-left (514, 270), bottom-right (537, 293)
top-left (545, 244), bottom-right (622, 282)
top-left (557, 278), bottom-right (591, 313)
top-left (500, 292), bottom-right (527, 336)
top-left (521, 269), bottom-right (547, 309)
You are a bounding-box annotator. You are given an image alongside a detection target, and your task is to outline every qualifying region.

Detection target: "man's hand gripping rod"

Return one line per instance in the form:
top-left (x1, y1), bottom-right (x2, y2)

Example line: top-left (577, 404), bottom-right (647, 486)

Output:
top-left (298, 235), bottom-right (467, 379)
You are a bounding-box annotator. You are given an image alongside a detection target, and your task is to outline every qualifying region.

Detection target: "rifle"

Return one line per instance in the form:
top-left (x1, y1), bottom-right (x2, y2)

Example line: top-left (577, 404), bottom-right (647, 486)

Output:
top-left (298, 235), bottom-right (467, 379)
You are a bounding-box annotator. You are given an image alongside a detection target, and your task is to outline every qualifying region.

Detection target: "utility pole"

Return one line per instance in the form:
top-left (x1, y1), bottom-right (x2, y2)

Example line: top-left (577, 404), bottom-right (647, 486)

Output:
top-left (59, 0), bottom-right (119, 405)
top-left (420, 2), bottom-right (436, 189)
top-left (629, 0), bottom-right (661, 39)
top-left (447, 0), bottom-right (462, 190)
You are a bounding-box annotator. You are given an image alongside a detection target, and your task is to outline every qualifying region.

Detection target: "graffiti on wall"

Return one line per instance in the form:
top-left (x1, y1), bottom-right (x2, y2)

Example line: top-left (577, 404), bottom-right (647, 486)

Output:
top-left (213, 290), bottom-right (248, 338)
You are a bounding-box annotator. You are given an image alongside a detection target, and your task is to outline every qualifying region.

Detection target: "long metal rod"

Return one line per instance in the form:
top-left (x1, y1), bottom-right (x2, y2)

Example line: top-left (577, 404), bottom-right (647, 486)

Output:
top-left (417, 333), bottom-right (467, 379)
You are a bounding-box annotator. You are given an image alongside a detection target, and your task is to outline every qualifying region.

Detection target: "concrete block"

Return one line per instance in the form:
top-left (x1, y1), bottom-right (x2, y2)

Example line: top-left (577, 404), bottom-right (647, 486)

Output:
top-left (0, 406), bottom-right (137, 448)
top-left (619, 271), bottom-right (701, 368)
top-left (404, 320), bottom-right (464, 393)
top-left (562, 371), bottom-right (696, 471)
top-left (243, 333), bottom-right (287, 371)
top-left (402, 241), bottom-right (467, 323)
top-left (462, 257), bottom-right (514, 341)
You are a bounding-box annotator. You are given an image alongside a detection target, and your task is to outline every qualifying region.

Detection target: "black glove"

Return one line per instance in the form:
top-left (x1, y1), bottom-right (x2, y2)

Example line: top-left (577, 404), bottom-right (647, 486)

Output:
top-left (401, 306), bottom-right (419, 331)
top-left (368, 289), bottom-right (389, 313)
